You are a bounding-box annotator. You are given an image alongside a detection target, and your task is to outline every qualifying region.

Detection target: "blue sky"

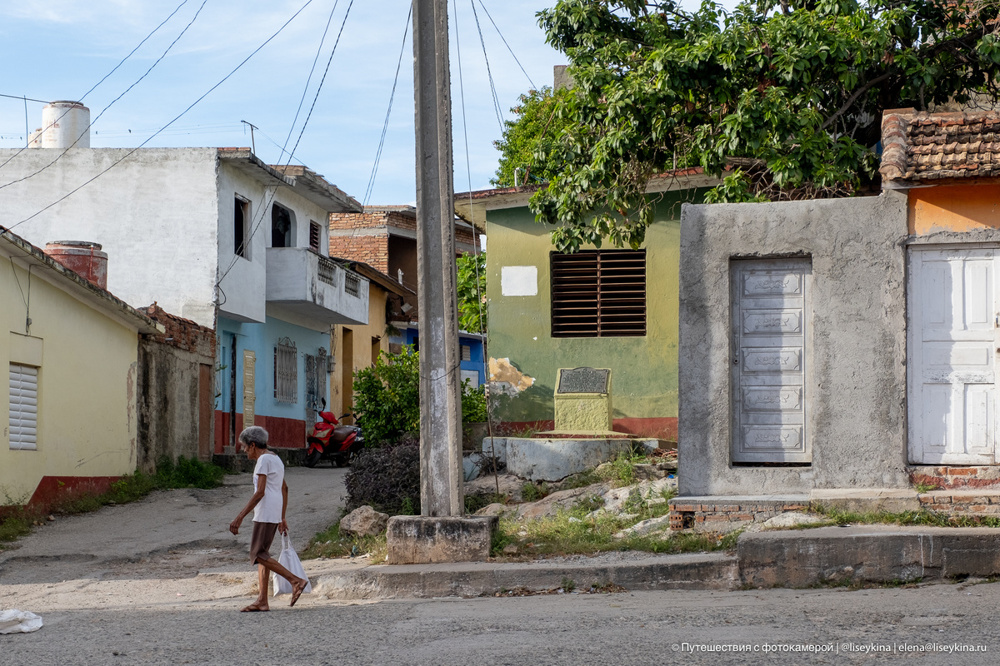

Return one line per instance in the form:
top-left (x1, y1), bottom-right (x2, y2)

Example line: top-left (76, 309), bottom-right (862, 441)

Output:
top-left (0, 0), bottom-right (566, 206)
top-left (0, 1), bottom-right (733, 206)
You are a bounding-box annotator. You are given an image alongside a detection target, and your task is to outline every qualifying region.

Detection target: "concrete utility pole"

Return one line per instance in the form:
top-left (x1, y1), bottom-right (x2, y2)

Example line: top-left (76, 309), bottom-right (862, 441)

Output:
top-left (412, 0), bottom-right (463, 518)
top-left (385, 0), bottom-right (496, 564)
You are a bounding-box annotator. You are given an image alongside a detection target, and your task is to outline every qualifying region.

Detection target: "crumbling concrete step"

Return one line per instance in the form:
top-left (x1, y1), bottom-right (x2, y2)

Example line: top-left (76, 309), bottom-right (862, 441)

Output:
top-left (312, 552), bottom-right (737, 599)
top-left (739, 525), bottom-right (1000, 588)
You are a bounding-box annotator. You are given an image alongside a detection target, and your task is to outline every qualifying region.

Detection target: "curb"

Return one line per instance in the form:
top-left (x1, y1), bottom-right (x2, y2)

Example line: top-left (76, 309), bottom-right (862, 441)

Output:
top-left (313, 553), bottom-right (737, 599)
top-left (313, 525), bottom-right (1000, 599)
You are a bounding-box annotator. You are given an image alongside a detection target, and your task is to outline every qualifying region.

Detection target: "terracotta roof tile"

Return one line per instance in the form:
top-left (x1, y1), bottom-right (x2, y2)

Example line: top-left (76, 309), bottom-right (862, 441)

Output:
top-left (880, 109), bottom-right (1000, 183)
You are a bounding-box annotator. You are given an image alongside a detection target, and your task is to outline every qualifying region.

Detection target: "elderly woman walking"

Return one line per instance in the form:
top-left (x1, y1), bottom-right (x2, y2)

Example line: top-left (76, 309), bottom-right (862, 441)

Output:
top-left (229, 426), bottom-right (309, 611)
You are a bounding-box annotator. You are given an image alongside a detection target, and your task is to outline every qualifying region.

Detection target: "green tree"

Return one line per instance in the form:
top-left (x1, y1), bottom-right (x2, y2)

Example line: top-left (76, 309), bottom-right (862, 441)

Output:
top-left (456, 251), bottom-right (487, 334)
top-left (518, 0), bottom-right (1000, 252)
top-left (353, 347), bottom-right (421, 446)
top-left (492, 86), bottom-right (575, 188)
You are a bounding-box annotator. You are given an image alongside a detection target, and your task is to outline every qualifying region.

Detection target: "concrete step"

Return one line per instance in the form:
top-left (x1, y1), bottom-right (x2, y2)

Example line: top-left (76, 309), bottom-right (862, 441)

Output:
top-left (313, 525), bottom-right (1000, 599)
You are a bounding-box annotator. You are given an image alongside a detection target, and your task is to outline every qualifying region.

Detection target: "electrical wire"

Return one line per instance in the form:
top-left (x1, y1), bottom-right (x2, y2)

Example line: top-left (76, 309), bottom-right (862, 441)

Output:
top-left (3, 0), bottom-right (316, 234)
top-left (476, 0), bottom-right (536, 90)
top-left (0, 0), bottom-right (209, 192)
top-left (215, 0), bottom-right (355, 291)
top-left (363, 2), bottom-right (412, 206)
top-left (0, 0), bottom-right (193, 172)
top-left (454, 0), bottom-right (496, 488)
top-left (468, 0), bottom-right (505, 134)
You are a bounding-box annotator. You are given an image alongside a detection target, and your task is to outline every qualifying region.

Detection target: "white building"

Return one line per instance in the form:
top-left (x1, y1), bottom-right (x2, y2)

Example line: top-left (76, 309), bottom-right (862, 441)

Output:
top-left (0, 111), bottom-right (368, 453)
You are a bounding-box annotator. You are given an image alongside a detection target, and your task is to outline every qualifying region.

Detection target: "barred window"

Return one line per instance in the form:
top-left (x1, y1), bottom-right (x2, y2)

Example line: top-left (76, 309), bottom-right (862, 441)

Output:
top-left (550, 250), bottom-right (646, 338)
top-left (274, 338), bottom-right (297, 403)
top-left (309, 221), bottom-right (322, 252)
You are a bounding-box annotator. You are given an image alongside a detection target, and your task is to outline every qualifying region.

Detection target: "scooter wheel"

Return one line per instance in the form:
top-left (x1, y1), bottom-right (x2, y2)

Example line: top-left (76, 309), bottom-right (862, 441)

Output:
top-left (305, 449), bottom-right (322, 468)
top-left (334, 455), bottom-right (350, 468)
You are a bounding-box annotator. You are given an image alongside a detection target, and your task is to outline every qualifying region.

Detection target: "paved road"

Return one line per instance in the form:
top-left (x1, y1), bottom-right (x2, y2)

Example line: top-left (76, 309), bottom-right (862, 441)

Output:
top-left (3, 583), bottom-right (1000, 665)
top-left (4, 468), bottom-right (1000, 665)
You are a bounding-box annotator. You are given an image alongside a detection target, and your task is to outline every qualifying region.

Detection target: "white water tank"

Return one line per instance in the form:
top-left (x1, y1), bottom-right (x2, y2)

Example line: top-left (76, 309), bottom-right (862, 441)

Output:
top-left (40, 101), bottom-right (90, 148)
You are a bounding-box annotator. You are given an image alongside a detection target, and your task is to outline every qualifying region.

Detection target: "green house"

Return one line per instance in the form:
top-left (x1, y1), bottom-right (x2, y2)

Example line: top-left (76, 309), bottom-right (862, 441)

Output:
top-left (455, 170), bottom-right (718, 441)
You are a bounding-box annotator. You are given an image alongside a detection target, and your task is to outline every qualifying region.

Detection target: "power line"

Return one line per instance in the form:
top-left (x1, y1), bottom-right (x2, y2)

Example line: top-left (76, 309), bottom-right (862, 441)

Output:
top-left (468, 0), bottom-right (505, 134)
top-left (0, 0), bottom-right (209, 192)
top-left (0, 94), bottom-right (49, 104)
top-left (3, 0), bottom-right (317, 234)
top-left (363, 2), bottom-right (412, 206)
top-left (0, 0), bottom-right (193, 172)
top-left (216, 0), bottom-right (355, 289)
top-left (476, 0), bottom-right (536, 90)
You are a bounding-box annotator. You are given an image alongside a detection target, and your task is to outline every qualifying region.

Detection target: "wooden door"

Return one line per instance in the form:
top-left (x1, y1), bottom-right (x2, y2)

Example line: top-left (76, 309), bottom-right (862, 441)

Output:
top-left (909, 247), bottom-right (998, 464)
top-left (731, 259), bottom-right (811, 463)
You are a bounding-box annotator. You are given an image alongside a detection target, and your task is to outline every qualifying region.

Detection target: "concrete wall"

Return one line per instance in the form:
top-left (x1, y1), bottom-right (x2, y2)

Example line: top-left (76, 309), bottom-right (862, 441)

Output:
top-left (678, 192), bottom-right (910, 495)
top-left (0, 148), bottom-right (220, 327)
top-left (484, 194), bottom-right (696, 439)
top-left (1, 251), bottom-right (140, 507)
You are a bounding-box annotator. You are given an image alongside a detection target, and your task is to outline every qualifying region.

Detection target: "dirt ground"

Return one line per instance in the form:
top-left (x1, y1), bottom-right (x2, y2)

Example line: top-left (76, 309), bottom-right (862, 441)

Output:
top-left (0, 466), bottom-right (369, 613)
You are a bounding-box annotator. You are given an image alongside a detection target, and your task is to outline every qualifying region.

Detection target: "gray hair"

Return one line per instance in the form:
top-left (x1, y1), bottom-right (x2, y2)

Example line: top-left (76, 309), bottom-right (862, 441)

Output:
top-left (239, 425), bottom-right (269, 449)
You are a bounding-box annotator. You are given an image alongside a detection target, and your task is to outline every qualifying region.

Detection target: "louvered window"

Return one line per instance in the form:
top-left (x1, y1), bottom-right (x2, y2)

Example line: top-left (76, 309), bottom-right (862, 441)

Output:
top-left (274, 338), bottom-right (297, 404)
top-left (550, 250), bottom-right (646, 338)
top-left (9, 364), bottom-right (38, 450)
top-left (309, 221), bottom-right (322, 252)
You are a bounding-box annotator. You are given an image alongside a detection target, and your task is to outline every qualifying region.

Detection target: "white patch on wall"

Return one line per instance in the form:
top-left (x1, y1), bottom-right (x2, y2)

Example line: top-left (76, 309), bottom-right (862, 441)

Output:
top-left (501, 266), bottom-right (538, 296)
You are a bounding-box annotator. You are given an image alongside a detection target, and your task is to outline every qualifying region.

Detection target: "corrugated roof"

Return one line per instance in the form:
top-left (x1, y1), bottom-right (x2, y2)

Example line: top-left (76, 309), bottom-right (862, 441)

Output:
top-left (880, 108), bottom-right (1000, 184)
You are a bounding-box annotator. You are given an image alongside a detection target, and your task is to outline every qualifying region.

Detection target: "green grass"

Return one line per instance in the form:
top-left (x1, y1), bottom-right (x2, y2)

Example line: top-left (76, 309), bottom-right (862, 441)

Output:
top-left (810, 504), bottom-right (1000, 528)
top-left (491, 486), bottom-right (726, 558)
top-left (301, 518), bottom-right (387, 562)
top-left (0, 457), bottom-right (226, 550)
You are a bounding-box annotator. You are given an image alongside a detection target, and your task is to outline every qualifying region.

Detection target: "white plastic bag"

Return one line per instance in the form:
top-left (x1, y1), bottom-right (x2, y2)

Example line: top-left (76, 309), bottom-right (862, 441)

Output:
top-left (0, 609), bottom-right (43, 634)
top-left (272, 532), bottom-right (312, 596)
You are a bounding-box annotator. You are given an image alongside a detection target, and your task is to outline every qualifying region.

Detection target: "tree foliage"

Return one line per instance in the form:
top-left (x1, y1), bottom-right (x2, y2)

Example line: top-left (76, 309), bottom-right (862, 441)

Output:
top-left (456, 251), bottom-right (487, 334)
top-left (492, 87), bottom-right (576, 188)
top-left (517, 0), bottom-right (1000, 252)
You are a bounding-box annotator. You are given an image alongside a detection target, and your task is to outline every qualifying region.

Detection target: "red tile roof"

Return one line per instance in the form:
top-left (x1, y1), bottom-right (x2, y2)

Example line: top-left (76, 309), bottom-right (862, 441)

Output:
top-left (880, 108), bottom-right (1000, 183)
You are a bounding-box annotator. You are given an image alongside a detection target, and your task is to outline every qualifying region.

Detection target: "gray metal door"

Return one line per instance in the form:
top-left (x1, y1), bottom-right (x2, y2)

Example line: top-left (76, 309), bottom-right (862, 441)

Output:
top-left (731, 258), bottom-right (811, 463)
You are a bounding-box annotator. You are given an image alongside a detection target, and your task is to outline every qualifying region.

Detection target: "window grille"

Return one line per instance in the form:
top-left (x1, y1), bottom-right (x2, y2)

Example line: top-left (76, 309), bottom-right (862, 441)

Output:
top-left (9, 364), bottom-right (38, 450)
top-left (274, 338), bottom-right (297, 403)
top-left (318, 255), bottom-right (336, 286)
top-left (550, 250), bottom-right (646, 338)
top-left (345, 272), bottom-right (361, 297)
top-left (461, 345), bottom-right (472, 362)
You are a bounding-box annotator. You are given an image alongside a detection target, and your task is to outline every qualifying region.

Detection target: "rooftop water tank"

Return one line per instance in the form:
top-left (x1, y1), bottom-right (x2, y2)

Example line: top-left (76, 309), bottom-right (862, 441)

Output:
top-left (45, 241), bottom-right (107, 290)
top-left (40, 101), bottom-right (90, 149)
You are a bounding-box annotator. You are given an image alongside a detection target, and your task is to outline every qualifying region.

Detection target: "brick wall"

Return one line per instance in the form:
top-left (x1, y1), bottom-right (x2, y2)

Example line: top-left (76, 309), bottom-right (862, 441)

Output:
top-left (327, 234), bottom-right (389, 274)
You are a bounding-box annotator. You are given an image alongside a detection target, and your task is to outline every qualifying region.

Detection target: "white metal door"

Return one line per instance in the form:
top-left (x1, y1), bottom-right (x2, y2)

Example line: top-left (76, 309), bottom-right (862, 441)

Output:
top-left (731, 259), bottom-right (811, 463)
top-left (909, 248), bottom-right (998, 464)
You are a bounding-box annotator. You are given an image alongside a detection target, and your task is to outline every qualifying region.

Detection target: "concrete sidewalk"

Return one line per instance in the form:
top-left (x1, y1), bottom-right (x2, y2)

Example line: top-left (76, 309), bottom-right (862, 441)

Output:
top-left (312, 525), bottom-right (1000, 599)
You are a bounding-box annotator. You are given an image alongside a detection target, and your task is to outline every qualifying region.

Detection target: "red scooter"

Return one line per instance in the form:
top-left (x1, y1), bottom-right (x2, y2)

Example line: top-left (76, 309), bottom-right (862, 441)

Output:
top-left (305, 410), bottom-right (364, 468)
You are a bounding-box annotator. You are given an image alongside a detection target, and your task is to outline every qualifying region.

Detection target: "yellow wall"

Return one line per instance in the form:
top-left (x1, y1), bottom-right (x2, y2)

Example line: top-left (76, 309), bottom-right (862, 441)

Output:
top-left (329, 284), bottom-right (391, 418)
top-left (909, 183), bottom-right (1000, 235)
top-left (1, 255), bottom-right (140, 505)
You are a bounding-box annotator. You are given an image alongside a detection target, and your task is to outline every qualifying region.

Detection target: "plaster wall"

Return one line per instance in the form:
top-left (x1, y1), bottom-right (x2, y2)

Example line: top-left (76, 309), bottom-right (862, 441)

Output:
top-left (679, 192), bottom-right (910, 496)
top-left (1, 254), bottom-right (140, 505)
top-left (215, 316), bottom-right (329, 448)
top-left (216, 165), bottom-right (269, 324)
top-left (331, 285), bottom-right (391, 416)
top-left (0, 148), bottom-right (220, 327)
top-left (908, 183), bottom-right (1000, 235)
top-left (484, 196), bottom-right (689, 438)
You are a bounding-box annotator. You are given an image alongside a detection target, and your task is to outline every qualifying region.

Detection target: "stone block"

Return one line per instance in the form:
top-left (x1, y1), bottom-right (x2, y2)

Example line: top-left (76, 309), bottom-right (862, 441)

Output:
top-left (386, 515), bottom-right (498, 564)
top-left (505, 437), bottom-right (630, 482)
top-left (340, 505), bottom-right (389, 537)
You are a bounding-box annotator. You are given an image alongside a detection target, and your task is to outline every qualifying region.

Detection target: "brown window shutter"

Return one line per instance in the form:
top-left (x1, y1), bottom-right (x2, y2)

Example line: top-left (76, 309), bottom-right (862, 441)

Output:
top-left (551, 250), bottom-right (645, 338)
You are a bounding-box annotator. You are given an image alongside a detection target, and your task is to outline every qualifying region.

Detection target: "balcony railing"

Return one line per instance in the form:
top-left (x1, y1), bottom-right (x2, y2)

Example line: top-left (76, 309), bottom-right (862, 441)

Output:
top-left (266, 247), bottom-right (368, 327)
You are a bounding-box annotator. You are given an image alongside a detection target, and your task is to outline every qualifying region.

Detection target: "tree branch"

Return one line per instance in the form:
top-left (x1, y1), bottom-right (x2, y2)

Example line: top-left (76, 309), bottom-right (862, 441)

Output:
top-left (821, 71), bottom-right (892, 131)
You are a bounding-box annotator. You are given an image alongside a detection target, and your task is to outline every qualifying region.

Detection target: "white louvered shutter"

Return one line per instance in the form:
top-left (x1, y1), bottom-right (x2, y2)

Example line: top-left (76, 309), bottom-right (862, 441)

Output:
top-left (9, 364), bottom-right (38, 450)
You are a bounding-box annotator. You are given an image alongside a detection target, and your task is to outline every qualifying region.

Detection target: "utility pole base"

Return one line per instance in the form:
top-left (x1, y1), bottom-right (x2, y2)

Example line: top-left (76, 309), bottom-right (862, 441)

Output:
top-left (386, 515), bottom-right (498, 564)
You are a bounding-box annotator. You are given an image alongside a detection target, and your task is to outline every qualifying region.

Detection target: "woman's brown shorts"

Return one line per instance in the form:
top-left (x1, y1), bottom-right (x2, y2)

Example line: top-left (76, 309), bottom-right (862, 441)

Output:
top-left (249, 521), bottom-right (279, 564)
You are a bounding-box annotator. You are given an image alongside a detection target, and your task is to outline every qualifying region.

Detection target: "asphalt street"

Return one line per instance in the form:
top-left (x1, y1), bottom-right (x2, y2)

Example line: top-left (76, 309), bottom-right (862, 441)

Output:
top-left (3, 466), bottom-right (1000, 665)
